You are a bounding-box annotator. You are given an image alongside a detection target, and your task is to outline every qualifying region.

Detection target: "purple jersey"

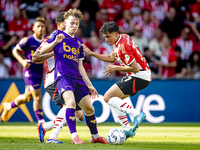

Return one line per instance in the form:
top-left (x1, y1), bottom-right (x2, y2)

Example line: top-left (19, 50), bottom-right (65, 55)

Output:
top-left (18, 34), bottom-right (44, 78)
top-left (46, 30), bottom-right (84, 82)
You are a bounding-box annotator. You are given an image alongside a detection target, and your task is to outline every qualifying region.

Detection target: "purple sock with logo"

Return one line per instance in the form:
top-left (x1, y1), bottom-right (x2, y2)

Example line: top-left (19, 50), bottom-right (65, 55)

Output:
top-left (85, 114), bottom-right (98, 134)
top-left (34, 109), bottom-right (43, 121)
top-left (66, 108), bottom-right (76, 134)
top-left (11, 101), bottom-right (17, 108)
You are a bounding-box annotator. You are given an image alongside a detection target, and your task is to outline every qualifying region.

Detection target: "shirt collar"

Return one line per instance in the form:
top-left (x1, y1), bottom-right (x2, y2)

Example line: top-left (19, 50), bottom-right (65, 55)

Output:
top-left (33, 34), bottom-right (44, 42)
top-left (115, 34), bottom-right (121, 46)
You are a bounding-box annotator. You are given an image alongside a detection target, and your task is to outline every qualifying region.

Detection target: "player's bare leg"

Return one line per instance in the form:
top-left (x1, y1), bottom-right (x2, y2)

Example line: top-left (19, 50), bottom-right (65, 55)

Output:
top-left (78, 95), bottom-right (108, 144)
top-left (1, 87), bottom-right (32, 122)
top-left (31, 88), bottom-right (44, 123)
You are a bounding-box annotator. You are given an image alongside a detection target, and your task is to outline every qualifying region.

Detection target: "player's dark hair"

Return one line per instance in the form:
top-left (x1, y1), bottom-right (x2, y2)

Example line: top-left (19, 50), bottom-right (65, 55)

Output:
top-left (64, 8), bottom-right (83, 21)
top-left (100, 21), bottom-right (119, 34)
top-left (56, 12), bottom-right (65, 23)
top-left (33, 17), bottom-right (45, 25)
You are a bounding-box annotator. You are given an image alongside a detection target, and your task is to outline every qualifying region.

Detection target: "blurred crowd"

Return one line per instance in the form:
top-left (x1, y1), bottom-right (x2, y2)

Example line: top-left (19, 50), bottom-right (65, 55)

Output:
top-left (1, 0), bottom-right (200, 79)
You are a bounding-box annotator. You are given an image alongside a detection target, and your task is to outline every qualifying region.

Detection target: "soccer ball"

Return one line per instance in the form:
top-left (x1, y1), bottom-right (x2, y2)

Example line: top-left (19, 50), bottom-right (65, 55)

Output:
top-left (107, 128), bottom-right (126, 145)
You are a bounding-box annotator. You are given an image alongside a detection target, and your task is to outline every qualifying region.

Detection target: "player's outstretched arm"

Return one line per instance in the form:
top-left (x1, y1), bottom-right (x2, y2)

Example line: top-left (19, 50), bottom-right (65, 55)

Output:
top-left (81, 44), bottom-right (116, 63)
top-left (78, 59), bottom-right (99, 99)
top-left (40, 34), bottom-right (65, 54)
top-left (32, 50), bottom-right (54, 63)
top-left (103, 60), bottom-right (140, 76)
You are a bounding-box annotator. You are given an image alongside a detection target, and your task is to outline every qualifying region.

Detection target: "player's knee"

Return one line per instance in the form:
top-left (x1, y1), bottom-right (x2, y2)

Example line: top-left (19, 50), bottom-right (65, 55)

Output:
top-left (84, 106), bottom-right (94, 115)
top-left (35, 94), bottom-right (42, 102)
top-left (75, 111), bottom-right (84, 121)
top-left (104, 95), bottom-right (111, 103)
top-left (26, 95), bottom-right (33, 102)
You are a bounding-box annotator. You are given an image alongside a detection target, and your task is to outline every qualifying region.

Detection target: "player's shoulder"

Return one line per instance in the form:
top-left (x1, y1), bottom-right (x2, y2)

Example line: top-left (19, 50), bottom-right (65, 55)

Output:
top-left (18, 36), bottom-right (28, 45)
top-left (120, 34), bottom-right (131, 40)
top-left (75, 36), bottom-right (83, 44)
top-left (119, 34), bottom-right (132, 44)
top-left (49, 30), bottom-right (60, 40)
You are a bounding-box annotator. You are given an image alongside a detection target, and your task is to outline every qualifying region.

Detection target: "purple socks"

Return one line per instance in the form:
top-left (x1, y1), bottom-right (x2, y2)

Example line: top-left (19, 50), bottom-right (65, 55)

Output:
top-left (34, 109), bottom-right (44, 121)
top-left (11, 101), bottom-right (17, 108)
top-left (85, 114), bottom-right (98, 134)
top-left (66, 108), bottom-right (77, 134)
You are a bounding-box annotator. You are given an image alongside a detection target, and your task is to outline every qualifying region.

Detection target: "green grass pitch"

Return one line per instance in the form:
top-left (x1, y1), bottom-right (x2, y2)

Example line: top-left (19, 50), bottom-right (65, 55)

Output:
top-left (0, 122), bottom-right (200, 150)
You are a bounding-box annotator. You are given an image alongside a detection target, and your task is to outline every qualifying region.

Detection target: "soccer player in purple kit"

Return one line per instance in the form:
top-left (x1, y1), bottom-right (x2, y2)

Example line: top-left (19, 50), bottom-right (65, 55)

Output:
top-left (33, 12), bottom-right (85, 144)
top-left (39, 8), bottom-right (108, 144)
top-left (1, 17), bottom-right (46, 123)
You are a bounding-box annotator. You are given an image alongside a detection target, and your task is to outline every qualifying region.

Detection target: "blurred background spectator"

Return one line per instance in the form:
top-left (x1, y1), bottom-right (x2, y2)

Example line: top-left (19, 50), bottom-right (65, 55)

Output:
top-left (95, 8), bottom-right (108, 38)
top-left (89, 36), bottom-right (111, 79)
top-left (1, 8), bottom-right (31, 57)
top-left (131, 25), bottom-right (148, 55)
top-left (171, 26), bottom-right (195, 61)
top-left (117, 9), bottom-right (133, 35)
top-left (1, 0), bottom-right (200, 79)
top-left (134, 9), bottom-right (157, 41)
top-left (79, 10), bottom-right (96, 38)
top-left (187, 51), bottom-right (200, 79)
top-left (174, 46), bottom-right (187, 78)
top-left (0, 0), bottom-right (19, 23)
top-left (100, 0), bottom-right (123, 22)
top-left (19, 0), bottom-right (44, 24)
top-left (155, 35), bottom-right (177, 79)
top-left (0, 10), bottom-right (9, 50)
top-left (148, 28), bottom-right (165, 58)
top-left (0, 50), bottom-right (12, 78)
top-left (160, 6), bottom-right (185, 40)
top-left (143, 47), bottom-right (161, 78)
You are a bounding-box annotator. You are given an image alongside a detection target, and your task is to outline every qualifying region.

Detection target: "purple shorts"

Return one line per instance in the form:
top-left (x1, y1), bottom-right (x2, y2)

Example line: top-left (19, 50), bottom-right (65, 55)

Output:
top-left (56, 76), bottom-right (90, 103)
top-left (23, 75), bottom-right (42, 91)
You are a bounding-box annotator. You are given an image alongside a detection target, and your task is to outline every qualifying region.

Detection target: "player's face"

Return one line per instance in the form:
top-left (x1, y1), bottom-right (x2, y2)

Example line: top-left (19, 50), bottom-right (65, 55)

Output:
top-left (33, 21), bottom-right (45, 37)
top-left (57, 22), bottom-right (65, 31)
top-left (64, 16), bottom-right (79, 36)
top-left (103, 32), bottom-right (119, 45)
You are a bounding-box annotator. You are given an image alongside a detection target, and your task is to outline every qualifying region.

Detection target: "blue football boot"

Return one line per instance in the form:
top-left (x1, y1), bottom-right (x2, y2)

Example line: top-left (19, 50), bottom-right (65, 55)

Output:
top-left (37, 123), bottom-right (46, 143)
top-left (124, 128), bottom-right (135, 140)
top-left (46, 138), bottom-right (63, 144)
top-left (132, 112), bottom-right (146, 132)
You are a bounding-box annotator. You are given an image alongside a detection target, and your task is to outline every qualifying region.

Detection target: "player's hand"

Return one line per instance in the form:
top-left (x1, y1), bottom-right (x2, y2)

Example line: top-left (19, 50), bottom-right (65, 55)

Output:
top-left (88, 85), bottom-right (99, 99)
top-left (22, 59), bottom-right (31, 68)
top-left (55, 34), bottom-right (65, 43)
top-left (103, 65), bottom-right (117, 76)
top-left (81, 44), bottom-right (93, 55)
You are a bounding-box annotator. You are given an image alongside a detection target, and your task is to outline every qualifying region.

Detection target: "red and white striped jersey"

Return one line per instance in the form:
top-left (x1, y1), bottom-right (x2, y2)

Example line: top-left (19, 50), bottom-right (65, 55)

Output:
top-left (117, 18), bottom-right (131, 31)
top-left (191, 2), bottom-right (200, 19)
top-left (36, 36), bottom-right (55, 88)
top-left (91, 44), bottom-right (110, 78)
top-left (8, 18), bottom-right (31, 38)
top-left (149, 0), bottom-right (170, 23)
top-left (135, 20), bottom-right (157, 41)
top-left (112, 34), bottom-right (151, 81)
top-left (100, 0), bottom-right (123, 21)
top-left (161, 47), bottom-right (177, 78)
top-left (171, 36), bottom-right (195, 60)
top-left (0, 0), bottom-right (19, 22)
top-left (42, 0), bottom-right (65, 20)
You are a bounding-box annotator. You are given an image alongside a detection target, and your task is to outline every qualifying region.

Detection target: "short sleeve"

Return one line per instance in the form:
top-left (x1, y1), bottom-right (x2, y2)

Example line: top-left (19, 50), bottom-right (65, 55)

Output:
top-left (46, 30), bottom-right (58, 44)
top-left (169, 50), bottom-right (177, 63)
top-left (18, 37), bottom-right (28, 51)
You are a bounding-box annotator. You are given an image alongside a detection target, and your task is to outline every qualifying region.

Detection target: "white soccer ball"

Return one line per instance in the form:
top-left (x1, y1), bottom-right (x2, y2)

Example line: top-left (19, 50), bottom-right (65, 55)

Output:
top-left (107, 128), bottom-right (126, 145)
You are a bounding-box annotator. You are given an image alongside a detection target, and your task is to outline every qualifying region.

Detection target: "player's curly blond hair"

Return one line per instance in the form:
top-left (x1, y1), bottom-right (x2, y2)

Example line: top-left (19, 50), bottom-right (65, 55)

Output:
top-left (64, 8), bottom-right (83, 21)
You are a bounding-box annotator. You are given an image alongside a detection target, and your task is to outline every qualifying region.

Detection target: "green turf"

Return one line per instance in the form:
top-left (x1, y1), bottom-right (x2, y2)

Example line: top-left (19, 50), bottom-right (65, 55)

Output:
top-left (0, 122), bottom-right (200, 150)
